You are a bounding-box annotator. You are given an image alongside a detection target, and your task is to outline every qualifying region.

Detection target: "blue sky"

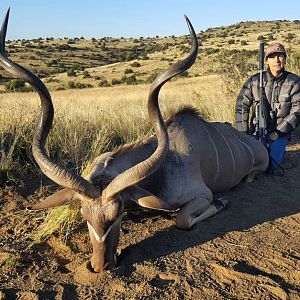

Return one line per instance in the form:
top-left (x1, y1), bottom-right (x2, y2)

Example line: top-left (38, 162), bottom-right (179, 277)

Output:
top-left (1, 0), bottom-right (300, 40)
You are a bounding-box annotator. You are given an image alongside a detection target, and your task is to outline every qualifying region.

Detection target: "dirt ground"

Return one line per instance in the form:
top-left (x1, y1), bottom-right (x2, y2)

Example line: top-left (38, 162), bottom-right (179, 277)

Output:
top-left (1, 138), bottom-right (300, 300)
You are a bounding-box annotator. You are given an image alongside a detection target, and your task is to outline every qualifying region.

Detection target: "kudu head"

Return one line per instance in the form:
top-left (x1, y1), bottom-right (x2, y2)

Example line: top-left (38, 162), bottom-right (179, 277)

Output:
top-left (0, 8), bottom-right (198, 272)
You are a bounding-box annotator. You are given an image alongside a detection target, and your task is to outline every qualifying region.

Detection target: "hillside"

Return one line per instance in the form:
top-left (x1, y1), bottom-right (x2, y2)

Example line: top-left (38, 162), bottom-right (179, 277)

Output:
top-left (1, 19), bottom-right (300, 92)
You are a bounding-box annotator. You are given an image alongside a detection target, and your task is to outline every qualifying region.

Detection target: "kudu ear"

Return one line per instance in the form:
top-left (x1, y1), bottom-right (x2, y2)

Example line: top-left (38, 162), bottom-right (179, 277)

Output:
top-left (30, 188), bottom-right (78, 210)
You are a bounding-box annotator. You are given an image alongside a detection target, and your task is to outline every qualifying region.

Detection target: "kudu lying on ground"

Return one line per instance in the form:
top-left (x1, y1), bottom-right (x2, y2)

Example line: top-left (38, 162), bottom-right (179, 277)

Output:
top-left (0, 9), bottom-right (268, 273)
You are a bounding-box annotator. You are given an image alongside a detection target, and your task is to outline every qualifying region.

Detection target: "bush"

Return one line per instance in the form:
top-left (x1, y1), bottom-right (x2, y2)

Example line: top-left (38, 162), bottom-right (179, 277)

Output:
top-left (124, 68), bottom-right (134, 74)
top-left (67, 81), bottom-right (76, 89)
top-left (121, 75), bottom-right (138, 85)
top-left (284, 33), bottom-right (296, 42)
top-left (4, 79), bottom-right (33, 92)
top-left (72, 64), bottom-right (85, 71)
top-left (98, 79), bottom-right (110, 87)
top-left (82, 71), bottom-right (91, 78)
top-left (131, 61), bottom-right (141, 67)
top-left (67, 69), bottom-right (76, 77)
top-left (111, 79), bottom-right (121, 85)
top-left (68, 81), bottom-right (93, 89)
top-left (204, 48), bottom-right (220, 55)
top-left (257, 35), bottom-right (266, 42)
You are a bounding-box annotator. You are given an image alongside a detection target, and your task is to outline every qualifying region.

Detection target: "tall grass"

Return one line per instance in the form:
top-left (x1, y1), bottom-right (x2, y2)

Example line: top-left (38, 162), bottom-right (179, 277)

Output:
top-left (0, 75), bottom-right (233, 180)
top-left (287, 51), bottom-right (300, 75)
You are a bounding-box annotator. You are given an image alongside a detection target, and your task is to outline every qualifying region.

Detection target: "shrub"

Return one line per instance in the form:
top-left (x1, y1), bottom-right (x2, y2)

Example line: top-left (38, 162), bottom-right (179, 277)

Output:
top-left (131, 61), bottom-right (141, 67)
top-left (111, 79), bottom-right (121, 85)
top-left (124, 68), bottom-right (134, 74)
top-left (67, 69), bottom-right (76, 77)
top-left (4, 79), bottom-right (33, 92)
top-left (205, 48), bottom-right (220, 55)
top-left (98, 79), bottom-right (110, 87)
top-left (72, 64), bottom-right (85, 71)
top-left (5, 79), bottom-right (24, 91)
top-left (121, 75), bottom-right (138, 85)
top-left (284, 33), bottom-right (296, 42)
top-left (67, 81), bottom-right (76, 89)
top-left (68, 81), bottom-right (92, 89)
top-left (82, 71), bottom-right (91, 78)
top-left (257, 35), bottom-right (266, 42)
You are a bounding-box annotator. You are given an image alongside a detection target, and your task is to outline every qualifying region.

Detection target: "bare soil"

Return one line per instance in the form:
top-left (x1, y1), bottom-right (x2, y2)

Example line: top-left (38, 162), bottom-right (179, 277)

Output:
top-left (1, 139), bottom-right (300, 300)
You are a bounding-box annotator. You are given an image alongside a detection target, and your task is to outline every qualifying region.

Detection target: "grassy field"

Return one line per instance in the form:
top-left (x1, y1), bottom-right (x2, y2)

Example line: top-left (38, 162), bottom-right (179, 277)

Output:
top-left (1, 18), bottom-right (300, 181)
top-left (0, 75), bottom-right (233, 181)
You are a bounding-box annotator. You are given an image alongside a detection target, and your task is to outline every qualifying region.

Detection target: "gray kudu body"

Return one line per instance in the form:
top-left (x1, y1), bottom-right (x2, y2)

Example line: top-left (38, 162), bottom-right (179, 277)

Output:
top-left (0, 9), bottom-right (268, 273)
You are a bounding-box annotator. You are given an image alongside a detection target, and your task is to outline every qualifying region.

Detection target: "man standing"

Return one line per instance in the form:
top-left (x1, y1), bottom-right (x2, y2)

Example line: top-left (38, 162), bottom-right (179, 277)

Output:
top-left (235, 43), bottom-right (300, 172)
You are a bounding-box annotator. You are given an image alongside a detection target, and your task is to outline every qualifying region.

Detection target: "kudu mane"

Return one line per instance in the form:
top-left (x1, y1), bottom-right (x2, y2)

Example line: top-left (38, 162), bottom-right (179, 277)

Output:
top-left (114, 105), bottom-right (205, 156)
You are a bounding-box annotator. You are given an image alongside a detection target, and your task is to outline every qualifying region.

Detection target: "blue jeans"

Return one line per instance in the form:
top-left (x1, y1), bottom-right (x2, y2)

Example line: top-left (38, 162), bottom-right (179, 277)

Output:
top-left (269, 137), bottom-right (289, 170)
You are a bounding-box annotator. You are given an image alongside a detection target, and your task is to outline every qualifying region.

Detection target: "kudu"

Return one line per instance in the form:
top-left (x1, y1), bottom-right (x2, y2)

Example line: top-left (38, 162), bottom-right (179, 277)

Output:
top-left (0, 9), bottom-right (269, 273)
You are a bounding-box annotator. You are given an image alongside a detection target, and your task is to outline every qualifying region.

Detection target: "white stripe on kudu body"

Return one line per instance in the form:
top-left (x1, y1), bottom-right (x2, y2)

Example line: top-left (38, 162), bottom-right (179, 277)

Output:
top-left (211, 123), bottom-right (236, 186)
top-left (238, 139), bottom-right (255, 165)
top-left (198, 121), bottom-right (220, 185)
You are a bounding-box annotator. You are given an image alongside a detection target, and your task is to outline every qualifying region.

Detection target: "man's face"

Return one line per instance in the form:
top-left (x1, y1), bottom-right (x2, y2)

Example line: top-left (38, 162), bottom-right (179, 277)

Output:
top-left (266, 53), bottom-right (286, 76)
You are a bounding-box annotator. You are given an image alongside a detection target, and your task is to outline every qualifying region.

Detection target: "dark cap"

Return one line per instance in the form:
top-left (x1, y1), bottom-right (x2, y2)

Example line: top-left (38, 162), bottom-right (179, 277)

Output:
top-left (265, 43), bottom-right (286, 59)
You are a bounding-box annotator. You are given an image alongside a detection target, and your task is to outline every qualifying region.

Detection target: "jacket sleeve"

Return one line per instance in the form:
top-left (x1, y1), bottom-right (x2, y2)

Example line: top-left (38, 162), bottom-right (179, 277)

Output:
top-left (235, 77), bottom-right (254, 133)
top-left (277, 79), bottom-right (300, 136)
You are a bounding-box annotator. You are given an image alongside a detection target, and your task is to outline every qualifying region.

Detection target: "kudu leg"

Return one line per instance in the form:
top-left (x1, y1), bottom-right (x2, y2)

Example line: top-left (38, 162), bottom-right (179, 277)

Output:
top-left (176, 194), bottom-right (229, 230)
top-left (176, 196), bottom-right (211, 230)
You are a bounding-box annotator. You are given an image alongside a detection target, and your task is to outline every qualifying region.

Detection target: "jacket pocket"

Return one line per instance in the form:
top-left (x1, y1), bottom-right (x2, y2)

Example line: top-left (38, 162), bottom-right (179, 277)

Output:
top-left (277, 94), bottom-right (291, 118)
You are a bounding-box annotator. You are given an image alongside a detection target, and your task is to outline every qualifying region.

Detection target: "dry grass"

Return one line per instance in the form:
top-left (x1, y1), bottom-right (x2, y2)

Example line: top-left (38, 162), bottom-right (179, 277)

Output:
top-left (0, 74), bottom-right (232, 176)
top-left (29, 202), bottom-right (81, 243)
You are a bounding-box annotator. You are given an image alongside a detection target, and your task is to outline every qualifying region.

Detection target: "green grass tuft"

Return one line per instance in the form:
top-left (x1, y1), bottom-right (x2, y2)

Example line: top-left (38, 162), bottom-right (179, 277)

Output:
top-left (30, 202), bottom-right (81, 243)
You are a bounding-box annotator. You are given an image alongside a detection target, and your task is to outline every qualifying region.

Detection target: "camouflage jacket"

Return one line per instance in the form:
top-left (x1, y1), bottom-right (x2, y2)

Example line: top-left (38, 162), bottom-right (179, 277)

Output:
top-left (235, 69), bottom-right (300, 137)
